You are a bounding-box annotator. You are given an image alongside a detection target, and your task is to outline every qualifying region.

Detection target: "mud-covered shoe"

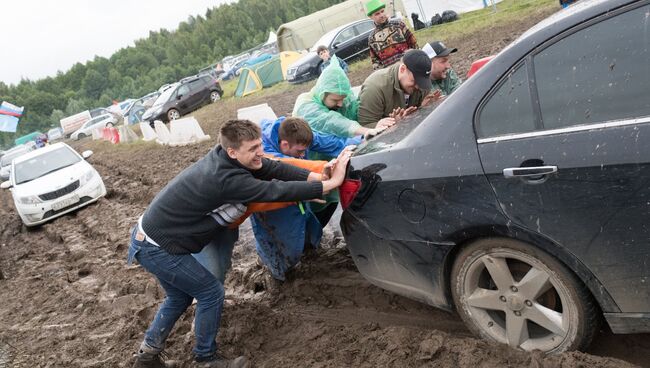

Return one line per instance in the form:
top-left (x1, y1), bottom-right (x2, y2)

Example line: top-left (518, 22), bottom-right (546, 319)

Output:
top-left (194, 353), bottom-right (249, 368)
top-left (133, 346), bottom-right (179, 368)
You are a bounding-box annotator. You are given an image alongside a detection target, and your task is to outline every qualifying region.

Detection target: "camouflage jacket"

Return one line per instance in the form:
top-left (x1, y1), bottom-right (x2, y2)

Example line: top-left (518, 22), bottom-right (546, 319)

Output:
top-left (368, 20), bottom-right (418, 70)
top-left (431, 68), bottom-right (463, 96)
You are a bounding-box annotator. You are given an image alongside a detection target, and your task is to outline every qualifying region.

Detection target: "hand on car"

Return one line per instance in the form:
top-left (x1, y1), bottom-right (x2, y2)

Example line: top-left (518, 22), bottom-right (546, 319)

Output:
top-left (389, 106), bottom-right (417, 121)
top-left (421, 89), bottom-right (445, 107)
top-left (364, 126), bottom-right (387, 140)
top-left (376, 117), bottom-right (396, 130)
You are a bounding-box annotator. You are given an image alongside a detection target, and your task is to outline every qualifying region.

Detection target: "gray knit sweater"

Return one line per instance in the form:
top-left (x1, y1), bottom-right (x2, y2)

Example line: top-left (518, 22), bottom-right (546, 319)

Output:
top-left (141, 145), bottom-right (323, 254)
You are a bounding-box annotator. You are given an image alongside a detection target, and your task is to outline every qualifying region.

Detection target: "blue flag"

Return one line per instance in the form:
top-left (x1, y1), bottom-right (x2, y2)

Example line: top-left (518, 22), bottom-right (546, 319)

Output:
top-left (0, 101), bottom-right (24, 133)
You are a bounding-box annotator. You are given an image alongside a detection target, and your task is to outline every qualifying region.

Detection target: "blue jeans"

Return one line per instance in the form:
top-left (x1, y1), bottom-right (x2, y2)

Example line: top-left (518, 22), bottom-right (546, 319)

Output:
top-left (127, 227), bottom-right (224, 359)
top-left (192, 227), bottom-right (238, 283)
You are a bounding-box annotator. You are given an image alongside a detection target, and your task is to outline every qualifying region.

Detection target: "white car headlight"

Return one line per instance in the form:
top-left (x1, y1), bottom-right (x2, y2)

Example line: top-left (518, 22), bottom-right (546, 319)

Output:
top-left (18, 195), bottom-right (42, 205)
top-left (79, 170), bottom-right (95, 186)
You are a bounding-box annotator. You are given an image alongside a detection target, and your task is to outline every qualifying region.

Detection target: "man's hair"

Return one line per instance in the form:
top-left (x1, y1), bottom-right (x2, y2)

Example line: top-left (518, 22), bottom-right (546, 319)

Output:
top-left (316, 45), bottom-right (328, 55)
top-left (219, 119), bottom-right (261, 149)
top-left (278, 117), bottom-right (313, 146)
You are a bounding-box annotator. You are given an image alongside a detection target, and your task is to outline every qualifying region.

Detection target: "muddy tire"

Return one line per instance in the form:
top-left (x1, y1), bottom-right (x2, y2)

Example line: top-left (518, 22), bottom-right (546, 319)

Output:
top-left (450, 237), bottom-right (599, 353)
top-left (167, 109), bottom-right (180, 121)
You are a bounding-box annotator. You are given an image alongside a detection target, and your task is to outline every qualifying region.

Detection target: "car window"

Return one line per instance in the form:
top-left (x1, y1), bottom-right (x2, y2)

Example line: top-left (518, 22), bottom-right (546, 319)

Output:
top-left (477, 64), bottom-right (536, 138)
top-left (534, 4), bottom-right (650, 129)
top-left (333, 27), bottom-right (357, 46)
top-left (188, 79), bottom-right (205, 92)
top-left (14, 146), bottom-right (81, 184)
top-left (354, 21), bottom-right (374, 34)
top-left (83, 116), bottom-right (100, 128)
top-left (177, 85), bottom-right (190, 97)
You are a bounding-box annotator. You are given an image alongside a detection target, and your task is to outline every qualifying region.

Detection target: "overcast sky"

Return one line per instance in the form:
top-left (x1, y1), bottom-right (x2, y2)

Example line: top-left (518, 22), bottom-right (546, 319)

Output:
top-left (2, 0), bottom-right (491, 86)
top-left (1, 0), bottom-right (232, 86)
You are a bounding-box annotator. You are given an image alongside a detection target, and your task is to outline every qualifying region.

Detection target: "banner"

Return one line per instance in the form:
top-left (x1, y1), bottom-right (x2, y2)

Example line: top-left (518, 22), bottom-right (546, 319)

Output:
top-left (0, 101), bottom-right (24, 133)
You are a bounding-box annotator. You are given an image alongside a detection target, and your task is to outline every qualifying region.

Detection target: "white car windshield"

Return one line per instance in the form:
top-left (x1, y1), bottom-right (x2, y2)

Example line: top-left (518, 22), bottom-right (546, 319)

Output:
top-left (14, 147), bottom-right (81, 184)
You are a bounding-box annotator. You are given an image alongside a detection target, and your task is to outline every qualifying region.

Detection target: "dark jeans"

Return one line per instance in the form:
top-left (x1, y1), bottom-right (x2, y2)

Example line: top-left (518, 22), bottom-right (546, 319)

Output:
top-left (127, 228), bottom-right (224, 359)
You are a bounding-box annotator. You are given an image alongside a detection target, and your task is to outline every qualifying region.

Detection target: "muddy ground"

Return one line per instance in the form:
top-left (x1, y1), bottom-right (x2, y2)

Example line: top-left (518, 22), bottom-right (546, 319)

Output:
top-left (1, 6), bottom-right (649, 368)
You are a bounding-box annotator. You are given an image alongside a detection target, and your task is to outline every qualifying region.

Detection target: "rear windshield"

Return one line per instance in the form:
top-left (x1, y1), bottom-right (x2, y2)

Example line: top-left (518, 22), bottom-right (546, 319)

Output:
top-left (13, 146), bottom-right (81, 184)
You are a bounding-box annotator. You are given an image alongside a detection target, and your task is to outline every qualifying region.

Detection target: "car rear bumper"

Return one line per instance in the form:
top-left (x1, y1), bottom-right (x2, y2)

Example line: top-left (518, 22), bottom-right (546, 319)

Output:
top-left (341, 210), bottom-right (455, 311)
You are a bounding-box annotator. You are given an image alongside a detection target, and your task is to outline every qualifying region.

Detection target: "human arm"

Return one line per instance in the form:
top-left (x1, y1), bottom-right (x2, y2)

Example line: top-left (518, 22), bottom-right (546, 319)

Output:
top-left (358, 83), bottom-right (387, 126)
top-left (401, 22), bottom-right (418, 49)
top-left (369, 37), bottom-right (381, 70)
top-left (295, 100), bottom-right (363, 138)
top-left (340, 58), bottom-right (349, 73)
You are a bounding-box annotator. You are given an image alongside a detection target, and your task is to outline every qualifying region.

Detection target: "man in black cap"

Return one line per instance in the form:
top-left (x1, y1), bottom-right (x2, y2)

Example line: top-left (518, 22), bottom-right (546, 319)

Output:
top-left (422, 41), bottom-right (463, 98)
top-left (358, 49), bottom-right (432, 126)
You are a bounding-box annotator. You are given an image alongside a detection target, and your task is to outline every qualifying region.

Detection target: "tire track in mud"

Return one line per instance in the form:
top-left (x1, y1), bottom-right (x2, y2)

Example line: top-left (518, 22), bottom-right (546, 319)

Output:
top-left (289, 306), bottom-right (470, 335)
top-left (0, 341), bottom-right (10, 368)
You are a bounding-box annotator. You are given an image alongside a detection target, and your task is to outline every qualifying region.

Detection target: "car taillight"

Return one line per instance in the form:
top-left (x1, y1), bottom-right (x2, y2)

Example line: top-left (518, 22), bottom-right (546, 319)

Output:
top-left (340, 179), bottom-right (361, 210)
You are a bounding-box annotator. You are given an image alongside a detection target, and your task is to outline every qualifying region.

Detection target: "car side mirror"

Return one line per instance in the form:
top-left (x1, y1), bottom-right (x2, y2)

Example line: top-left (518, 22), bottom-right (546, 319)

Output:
top-left (82, 150), bottom-right (93, 159)
top-left (0, 181), bottom-right (12, 189)
top-left (177, 94), bottom-right (183, 100)
top-left (332, 43), bottom-right (340, 49)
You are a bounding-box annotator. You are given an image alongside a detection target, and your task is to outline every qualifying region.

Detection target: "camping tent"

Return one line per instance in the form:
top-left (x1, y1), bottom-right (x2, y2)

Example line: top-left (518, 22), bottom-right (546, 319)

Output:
top-left (235, 55), bottom-right (284, 97)
top-left (276, 0), bottom-right (407, 52)
top-left (279, 51), bottom-right (303, 79)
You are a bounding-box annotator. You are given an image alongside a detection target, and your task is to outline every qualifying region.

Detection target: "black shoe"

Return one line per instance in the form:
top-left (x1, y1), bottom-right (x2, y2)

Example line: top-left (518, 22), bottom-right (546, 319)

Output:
top-left (132, 350), bottom-right (178, 368)
top-left (194, 354), bottom-right (249, 368)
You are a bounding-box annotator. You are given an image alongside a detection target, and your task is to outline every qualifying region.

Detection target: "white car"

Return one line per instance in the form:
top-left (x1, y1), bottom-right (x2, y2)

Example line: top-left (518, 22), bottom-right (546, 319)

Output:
top-left (0, 143), bottom-right (36, 181)
top-left (0, 142), bottom-right (106, 226)
top-left (47, 127), bottom-right (64, 142)
top-left (70, 113), bottom-right (117, 140)
top-left (107, 99), bottom-right (135, 117)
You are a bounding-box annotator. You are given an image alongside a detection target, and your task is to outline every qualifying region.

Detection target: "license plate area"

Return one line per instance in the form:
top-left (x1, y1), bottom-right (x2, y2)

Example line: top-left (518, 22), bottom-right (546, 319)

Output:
top-left (52, 195), bottom-right (80, 211)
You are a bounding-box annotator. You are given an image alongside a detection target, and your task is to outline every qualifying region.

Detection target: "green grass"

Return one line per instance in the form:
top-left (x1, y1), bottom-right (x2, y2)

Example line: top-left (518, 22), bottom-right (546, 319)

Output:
top-left (415, 0), bottom-right (557, 41)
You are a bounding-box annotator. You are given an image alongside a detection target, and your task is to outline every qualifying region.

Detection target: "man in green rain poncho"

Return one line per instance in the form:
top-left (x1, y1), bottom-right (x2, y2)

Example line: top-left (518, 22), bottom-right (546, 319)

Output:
top-left (292, 55), bottom-right (397, 139)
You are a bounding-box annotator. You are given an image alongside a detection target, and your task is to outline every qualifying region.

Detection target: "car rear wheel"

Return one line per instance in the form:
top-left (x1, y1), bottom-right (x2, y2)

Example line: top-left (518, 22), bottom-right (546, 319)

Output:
top-left (451, 238), bottom-right (599, 353)
top-left (167, 109), bottom-right (180, 121)
top-left (210, 91), bottom-right (221, 102)
top-left (77, 133), bottom-right (86, 140)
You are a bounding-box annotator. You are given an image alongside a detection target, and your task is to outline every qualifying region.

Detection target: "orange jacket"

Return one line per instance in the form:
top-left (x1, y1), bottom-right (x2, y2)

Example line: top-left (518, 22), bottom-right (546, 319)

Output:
top-left (229, 156), bottom-right (326, 228)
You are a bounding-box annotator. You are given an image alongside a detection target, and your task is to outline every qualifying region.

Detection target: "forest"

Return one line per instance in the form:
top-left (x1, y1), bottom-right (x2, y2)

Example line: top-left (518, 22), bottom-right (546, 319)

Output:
top-left (0, 0), bottom-right (343, 148)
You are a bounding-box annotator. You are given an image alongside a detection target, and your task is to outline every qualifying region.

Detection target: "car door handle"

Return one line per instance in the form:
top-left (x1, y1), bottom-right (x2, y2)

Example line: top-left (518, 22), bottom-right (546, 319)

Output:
top-left (503, 166), bottom-right (558, 178)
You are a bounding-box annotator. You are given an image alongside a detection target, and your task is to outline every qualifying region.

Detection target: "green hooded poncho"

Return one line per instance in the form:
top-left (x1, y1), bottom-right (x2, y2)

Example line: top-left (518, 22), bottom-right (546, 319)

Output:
top-left (292, 55), bottom-right (362, 138)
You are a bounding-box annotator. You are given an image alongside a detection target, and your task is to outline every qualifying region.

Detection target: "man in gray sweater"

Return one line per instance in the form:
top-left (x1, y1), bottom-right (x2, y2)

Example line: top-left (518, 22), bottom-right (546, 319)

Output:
top-left (128, 119), bottom-right (351, 368)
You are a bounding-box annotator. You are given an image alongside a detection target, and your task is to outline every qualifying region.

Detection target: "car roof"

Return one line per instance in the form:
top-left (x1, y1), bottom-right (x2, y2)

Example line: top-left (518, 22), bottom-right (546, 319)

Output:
top-left (505, 0), bottom-right (638, 53)
top-left (13, 142), bottom-right (75, 164)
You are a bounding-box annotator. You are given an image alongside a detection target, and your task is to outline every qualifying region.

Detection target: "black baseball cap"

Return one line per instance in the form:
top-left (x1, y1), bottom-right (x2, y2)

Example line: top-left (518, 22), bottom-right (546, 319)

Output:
top-left (422, 41), bottom-right (458, 58)
top-left (402, 49), bottom-right (432, 91)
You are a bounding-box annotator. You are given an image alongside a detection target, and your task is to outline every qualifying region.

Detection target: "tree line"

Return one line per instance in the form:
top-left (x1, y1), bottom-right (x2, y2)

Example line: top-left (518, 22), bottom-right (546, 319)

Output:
top-left (0, 0), bottom-right (343, 149)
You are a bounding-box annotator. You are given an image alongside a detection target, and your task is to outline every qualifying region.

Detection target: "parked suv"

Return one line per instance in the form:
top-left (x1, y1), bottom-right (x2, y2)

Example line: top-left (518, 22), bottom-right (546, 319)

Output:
top-left (142, 76), bottom-right (223, 123)
top-left (286, 19), bottom-right (375, 84)
top-left (341, 0), bottom-right (650, 354)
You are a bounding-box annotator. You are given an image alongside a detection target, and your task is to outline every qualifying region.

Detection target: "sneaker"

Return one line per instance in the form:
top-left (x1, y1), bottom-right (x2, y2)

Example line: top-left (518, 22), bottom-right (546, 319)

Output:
top-left (132, 350), bottom-right (179, 368)
top-left (194, 354), bottom-right (249, 368)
